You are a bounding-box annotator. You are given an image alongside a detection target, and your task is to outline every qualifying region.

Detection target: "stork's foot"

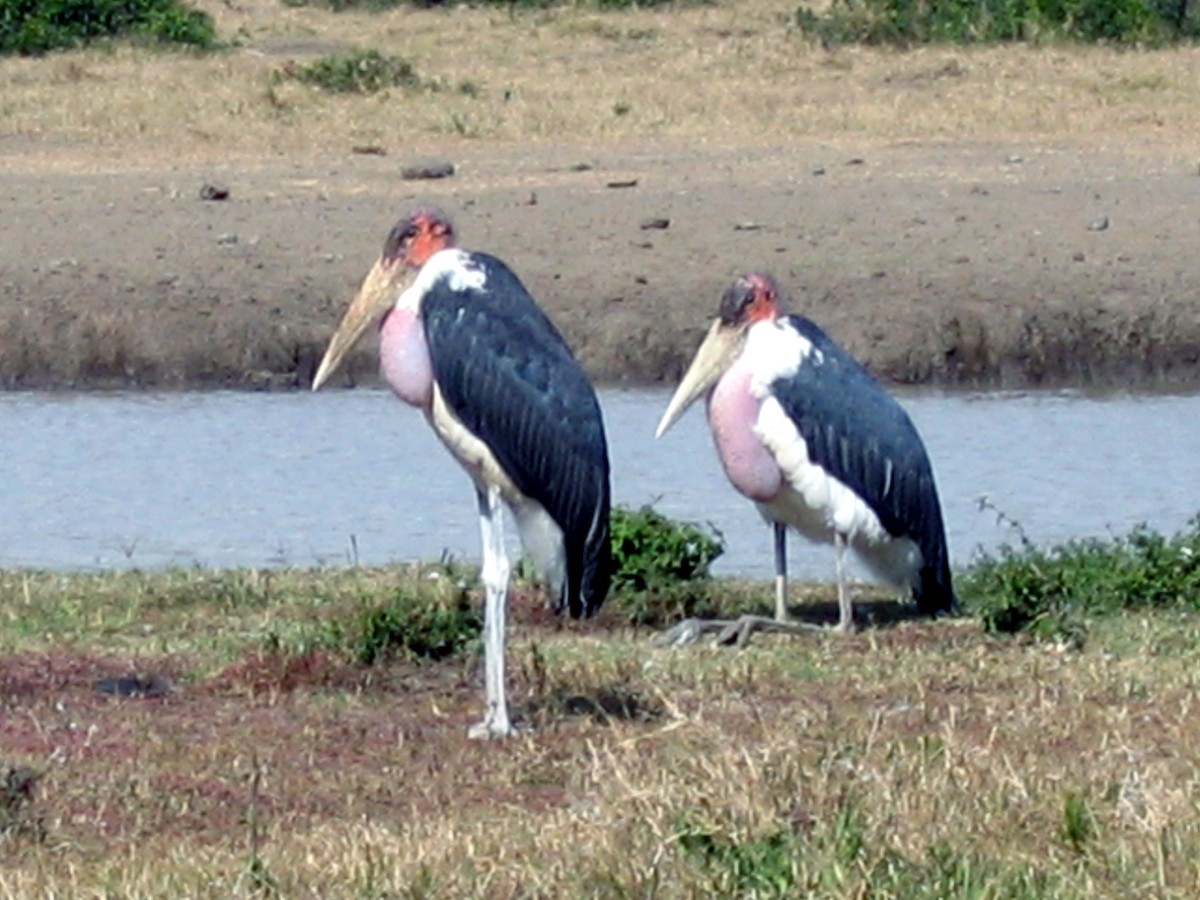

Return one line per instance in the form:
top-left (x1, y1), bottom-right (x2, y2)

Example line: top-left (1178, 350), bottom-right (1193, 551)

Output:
top-left (467, 721), bottom-right (513, 740)
top-left (653, 618), bottom-right (725, 648)
top-left (654, 615), bottom-right (830, 649)
top-left (467, 712), bottom-right (516, 740)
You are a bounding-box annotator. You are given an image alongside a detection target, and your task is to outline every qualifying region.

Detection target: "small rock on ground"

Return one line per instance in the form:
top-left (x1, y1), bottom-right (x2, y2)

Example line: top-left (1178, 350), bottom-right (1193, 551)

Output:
top-left (401, 158), bottom-right (455, 180)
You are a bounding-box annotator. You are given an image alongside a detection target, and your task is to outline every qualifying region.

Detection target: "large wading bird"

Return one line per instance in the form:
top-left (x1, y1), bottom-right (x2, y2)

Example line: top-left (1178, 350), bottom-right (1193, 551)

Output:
top-left (312, 208), bottom-right (612, 737)
top-left (655, 273), bottom-right (955, 645)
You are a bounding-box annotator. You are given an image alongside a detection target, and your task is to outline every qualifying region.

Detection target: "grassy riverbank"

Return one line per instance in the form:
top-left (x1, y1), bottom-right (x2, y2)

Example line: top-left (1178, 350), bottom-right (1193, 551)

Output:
top-left (4, 530), bottom-right (1200, 896)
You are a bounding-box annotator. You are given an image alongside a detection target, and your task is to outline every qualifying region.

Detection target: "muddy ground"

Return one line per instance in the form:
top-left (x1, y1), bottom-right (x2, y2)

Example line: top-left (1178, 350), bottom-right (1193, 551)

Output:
top-left (3, 138), bottom-right (1199, 391)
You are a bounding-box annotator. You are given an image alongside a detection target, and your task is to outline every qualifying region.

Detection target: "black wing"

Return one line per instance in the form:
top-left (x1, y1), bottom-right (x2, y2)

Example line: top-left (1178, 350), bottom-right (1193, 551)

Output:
top-left (770, 315), bottom-right (955, 614)
top-left (421, 252), bottom-right (611, 617)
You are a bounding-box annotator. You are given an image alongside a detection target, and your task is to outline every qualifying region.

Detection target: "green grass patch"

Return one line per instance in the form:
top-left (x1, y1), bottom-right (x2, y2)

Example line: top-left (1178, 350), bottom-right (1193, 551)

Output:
top-left (0, 0), bottom-right (218, 56)
top-left (1060, 791), bottom-right (1098, 855)
top-left (861, 842), bottom-right (1065, 898)
top-left (336, 577), bottom-right (480, 664)
top-left (0, 563), bottom-right (481, 665)
top-left (10, 510), bottom-right (1200, 669)
top-left (255, 561), bottom-right (482, 664)
top-left (0, 503), bottom-right (734, 665)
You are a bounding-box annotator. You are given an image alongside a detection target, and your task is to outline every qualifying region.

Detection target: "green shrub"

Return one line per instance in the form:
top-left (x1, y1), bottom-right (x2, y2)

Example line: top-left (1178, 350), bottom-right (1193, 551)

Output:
top-left (606, 504), bottom-right (727, 627)
top-left (795, 0), bottom-right (1192, 47)
top-left (282, 49), bottom-right (422, 94)
top-left (610, 504), bottom-right (724, 593)
top-left (354, 587), bottom-right (480, 663)
top-left (962, 516), bottom-right (1200, 643)
top-left (0, 0), bottom-right (217, 56)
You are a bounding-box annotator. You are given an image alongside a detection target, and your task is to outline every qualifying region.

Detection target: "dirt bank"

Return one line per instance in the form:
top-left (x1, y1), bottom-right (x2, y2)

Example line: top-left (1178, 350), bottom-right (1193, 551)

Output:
top-left (3, 139), bottom-right (1199, 391)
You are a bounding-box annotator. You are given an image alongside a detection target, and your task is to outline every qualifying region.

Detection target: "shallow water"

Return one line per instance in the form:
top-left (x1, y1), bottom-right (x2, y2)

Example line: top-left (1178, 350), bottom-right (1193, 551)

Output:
top-left (1, 388), bottom-right (1197, 580)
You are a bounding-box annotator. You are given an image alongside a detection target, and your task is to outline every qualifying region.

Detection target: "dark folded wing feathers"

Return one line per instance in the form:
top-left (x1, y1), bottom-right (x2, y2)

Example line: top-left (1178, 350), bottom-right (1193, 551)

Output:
top-left (420, 253), bottom-right (611, 616)
top-left (770, 316), bottom-right (951, 594)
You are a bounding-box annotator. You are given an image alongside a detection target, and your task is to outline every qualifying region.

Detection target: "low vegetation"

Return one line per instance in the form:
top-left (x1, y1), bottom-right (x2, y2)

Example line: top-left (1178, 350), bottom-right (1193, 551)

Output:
top-left (607, 504), bottom-right (736, 626)
top-left (962, 514), bottom-right (1200, 646)
top-left (0, 0), bottom-right (217, 56)
top-left (797, 0), bottom-right (1200, 46)
top-left (5, 0), bottom-right (1196, 63)
top-left (276, 47), bottom-right (485, 97)
top-left (610, 504), bottom-right (724, 592)
top-left (280, 49), bottom-right (422, 94)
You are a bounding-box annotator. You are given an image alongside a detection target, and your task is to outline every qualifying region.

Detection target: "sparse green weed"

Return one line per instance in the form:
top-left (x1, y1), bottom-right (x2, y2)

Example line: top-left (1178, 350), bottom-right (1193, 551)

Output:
top-left (866, 842), bottom-right (1062, 898)
top-left (1060, 792), bottom-right (1097, 854)
top-left (677, 821), bottom-right (800, 896)
top-left (256, 564), bottom-right (481, 664)
top-left (282, 49), bottom-right (422, 94)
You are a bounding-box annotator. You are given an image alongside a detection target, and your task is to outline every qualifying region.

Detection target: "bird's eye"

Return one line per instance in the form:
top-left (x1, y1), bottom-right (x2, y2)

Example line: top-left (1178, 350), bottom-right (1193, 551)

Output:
top-left (718, 281), bottom-right (755, 325)
top-left (383, 222), bottom-right (419, 260)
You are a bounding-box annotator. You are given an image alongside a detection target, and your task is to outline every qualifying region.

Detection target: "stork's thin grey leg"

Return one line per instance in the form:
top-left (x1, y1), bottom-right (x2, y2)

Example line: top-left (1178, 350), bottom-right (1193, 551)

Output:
top-left (773, 522), bottom-right (788, 622)
top-left (834, 531), bottom-right (854, 632)
top-left (653, 522), bottom-right (842, 648)
top-left (470, 485), bottom-right (513, 739)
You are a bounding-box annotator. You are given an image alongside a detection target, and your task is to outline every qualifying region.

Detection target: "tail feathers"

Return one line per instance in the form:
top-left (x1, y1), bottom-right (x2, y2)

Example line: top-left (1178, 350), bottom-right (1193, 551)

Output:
top-left (564, 498), bottom-right (612, 619)
top-left (577, 541), bottom-right (612, 618)
top-left (915, 559), bottom-right (958, 616)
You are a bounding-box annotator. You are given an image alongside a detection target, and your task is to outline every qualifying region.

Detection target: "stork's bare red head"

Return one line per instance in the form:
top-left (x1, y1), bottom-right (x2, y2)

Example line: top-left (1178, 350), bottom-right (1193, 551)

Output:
top-left (383, 206), bottom-right (456, 269)
top-left (719, 273), bottom-right (784, 327)
top-left (312, 205), bottom-right (457, 392)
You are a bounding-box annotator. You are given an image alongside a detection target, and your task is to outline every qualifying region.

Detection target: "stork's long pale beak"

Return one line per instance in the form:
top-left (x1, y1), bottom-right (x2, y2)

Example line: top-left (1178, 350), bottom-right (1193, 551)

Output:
top-left (655, 319), bottom-right (744, 438)
top-left (312, 257), bottom-right (415, 391)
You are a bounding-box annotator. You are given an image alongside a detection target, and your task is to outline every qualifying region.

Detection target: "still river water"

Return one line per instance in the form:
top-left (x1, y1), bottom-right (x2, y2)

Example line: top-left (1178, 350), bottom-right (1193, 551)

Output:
top-left (1, 389), bottom-right (1197, 580)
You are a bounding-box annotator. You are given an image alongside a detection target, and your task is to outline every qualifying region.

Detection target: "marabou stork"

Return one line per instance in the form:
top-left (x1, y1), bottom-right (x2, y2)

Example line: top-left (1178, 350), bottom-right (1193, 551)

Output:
top-left (655, 273), bottom-right (955, 644)
top-left (311, 208), bottom-right (612, 737)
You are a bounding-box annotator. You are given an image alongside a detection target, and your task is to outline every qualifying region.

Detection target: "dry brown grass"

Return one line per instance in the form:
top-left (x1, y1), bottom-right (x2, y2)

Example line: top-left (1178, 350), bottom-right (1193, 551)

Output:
top-left (2, 0), bottom-right (1200, 171)
top-left (3, 567), bottom-right (1200, 896)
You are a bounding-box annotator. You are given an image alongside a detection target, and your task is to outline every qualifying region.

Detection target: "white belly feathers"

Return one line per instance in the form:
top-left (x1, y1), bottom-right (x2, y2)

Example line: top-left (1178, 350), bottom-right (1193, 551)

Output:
top-left (429, 385), bottom-right (566, 594)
